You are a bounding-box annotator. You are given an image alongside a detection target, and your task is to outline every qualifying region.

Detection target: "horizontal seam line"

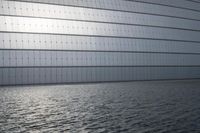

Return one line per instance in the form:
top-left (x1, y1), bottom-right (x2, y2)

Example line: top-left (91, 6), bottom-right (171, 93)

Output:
top-left (185, 0), bottom-right (200, 4)
top-left (1, 48), bottom-right (200, 55)
top-left (1, 14), bottom-right (200, 32)
top-left (0, 66), bottom-right (200, 68)
top-left (1, 78), bottom-right (200, 86)
top-left (0, 31), bottom-right (200, 43)
top-left (125, 0), bottom-right (200, 13)
top-left (4, 0), bottom-right (200, 22)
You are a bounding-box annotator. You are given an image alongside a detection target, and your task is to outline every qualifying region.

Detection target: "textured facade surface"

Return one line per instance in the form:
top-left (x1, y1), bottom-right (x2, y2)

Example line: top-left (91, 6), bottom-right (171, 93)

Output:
top-left (0, 0), bottom-right (200, 85)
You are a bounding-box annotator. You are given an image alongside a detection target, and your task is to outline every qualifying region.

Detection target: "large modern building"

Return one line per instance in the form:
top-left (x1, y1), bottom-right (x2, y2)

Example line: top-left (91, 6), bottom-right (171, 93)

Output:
top-left (0, 0), bottom-right (200, 85)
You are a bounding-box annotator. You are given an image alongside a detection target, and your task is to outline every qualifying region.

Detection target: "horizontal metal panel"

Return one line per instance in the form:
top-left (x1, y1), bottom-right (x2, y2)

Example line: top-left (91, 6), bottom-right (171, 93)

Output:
top-left (127, 0), bottom-right (200, 12)
top-left (4, 0), bottom-right (200, 21)
top-left (1, 50), bottom-right (200, 67)
top-left (1, 16), bottom-right (200, 42)
top-left (1, 33), bottom-right (200, 54)
top-left (1, 67), bottom-right (200, 85)
top-left (1, 1), bottom-right (200, 31)
top-left (1, 0), bottom-right (200, 85)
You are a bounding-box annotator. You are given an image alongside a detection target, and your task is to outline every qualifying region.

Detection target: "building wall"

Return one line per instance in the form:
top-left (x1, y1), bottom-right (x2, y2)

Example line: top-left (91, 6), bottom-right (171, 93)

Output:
top-left (0, 0), bottom-right (200, 85)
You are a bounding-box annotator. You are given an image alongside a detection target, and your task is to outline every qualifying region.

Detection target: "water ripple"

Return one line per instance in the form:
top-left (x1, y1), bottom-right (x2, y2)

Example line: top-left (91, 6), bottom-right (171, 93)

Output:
top-left (0, 80), bottom-right (200, 133)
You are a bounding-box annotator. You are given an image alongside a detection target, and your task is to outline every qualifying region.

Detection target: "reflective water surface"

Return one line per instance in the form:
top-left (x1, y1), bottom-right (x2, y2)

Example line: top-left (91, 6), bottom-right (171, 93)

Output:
top-left (0, 80), bottom-right (200, 133)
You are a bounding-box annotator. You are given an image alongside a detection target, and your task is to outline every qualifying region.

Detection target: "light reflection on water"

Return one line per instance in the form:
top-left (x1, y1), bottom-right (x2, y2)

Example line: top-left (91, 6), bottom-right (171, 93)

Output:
top-left (0, 80), bottom-right (200, 133)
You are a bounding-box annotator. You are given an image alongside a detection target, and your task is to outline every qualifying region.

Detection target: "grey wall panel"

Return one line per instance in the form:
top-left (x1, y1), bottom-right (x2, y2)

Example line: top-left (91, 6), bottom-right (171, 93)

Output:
top-left (0, 68), bottom-right (2, 85)
top-left (5, 0), bottom-right (200, 21)
top-left (1, 50), bottom-right (200, 67)
top-left (1, 33), bottom-right (200, 54)
top-left (127, 0), bottom-right (200, 12)
top-left (2, 68), bottom-right (9, 85)
top-left (1, 67), bottom-right (200, 85)
top-left (1, 0), bottom-right (200, 85)
top-left (1, 16), bottom-right (200, 42)
top-left (2, 1), bottom-right (200, 31)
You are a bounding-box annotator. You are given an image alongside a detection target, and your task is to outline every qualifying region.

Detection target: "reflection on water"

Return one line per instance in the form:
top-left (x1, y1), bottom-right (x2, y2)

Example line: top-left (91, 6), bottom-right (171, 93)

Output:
top-left (0, 80), bottom-right (200, 133)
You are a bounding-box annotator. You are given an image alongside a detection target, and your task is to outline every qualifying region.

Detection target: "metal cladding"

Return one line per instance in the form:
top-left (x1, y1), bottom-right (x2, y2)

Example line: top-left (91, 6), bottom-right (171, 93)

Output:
top-left (0, 0), bottom-right (200, 85)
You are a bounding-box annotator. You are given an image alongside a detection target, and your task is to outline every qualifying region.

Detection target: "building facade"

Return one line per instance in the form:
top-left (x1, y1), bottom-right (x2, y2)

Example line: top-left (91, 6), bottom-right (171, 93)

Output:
top-left (0, 0), bottom-right (200, 85)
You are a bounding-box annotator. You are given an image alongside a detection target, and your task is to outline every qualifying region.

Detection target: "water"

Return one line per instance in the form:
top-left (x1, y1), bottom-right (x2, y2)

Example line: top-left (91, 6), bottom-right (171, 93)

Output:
top-left (0, 80), bottom-right (200, 133)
